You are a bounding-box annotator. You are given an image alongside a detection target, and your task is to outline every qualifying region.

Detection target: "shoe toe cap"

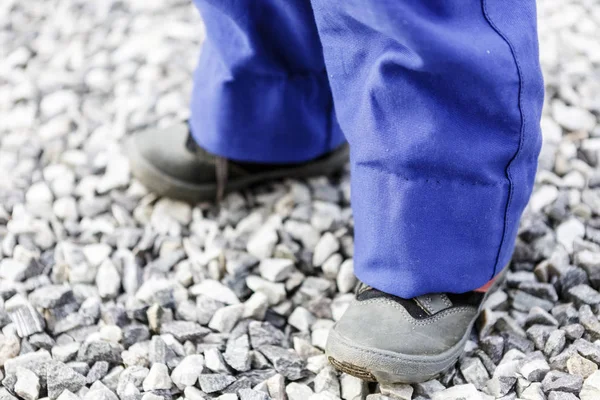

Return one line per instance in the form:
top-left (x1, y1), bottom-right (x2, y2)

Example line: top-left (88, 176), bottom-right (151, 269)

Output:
top-left (128, 123), bottom-right (213, 184)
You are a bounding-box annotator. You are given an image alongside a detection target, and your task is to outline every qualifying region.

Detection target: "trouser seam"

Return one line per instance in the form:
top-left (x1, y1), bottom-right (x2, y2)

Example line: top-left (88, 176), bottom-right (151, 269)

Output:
top-left (355, 162), bottom-right (506, 188)
top-left (481, 0), bottom-right (526, 279)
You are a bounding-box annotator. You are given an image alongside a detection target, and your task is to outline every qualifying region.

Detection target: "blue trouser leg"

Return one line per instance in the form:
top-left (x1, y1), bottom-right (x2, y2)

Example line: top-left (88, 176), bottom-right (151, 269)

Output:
top-left (311, 0), bottom-right (544, 297)
top-left (191, 0), bottom-right (544, 297)
top-left (189, 0), bottom-right (345, 163)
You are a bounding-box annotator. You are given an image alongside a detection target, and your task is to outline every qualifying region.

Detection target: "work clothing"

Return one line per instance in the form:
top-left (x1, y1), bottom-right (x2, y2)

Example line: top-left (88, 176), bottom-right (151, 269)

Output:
top-left (189, 0), bottom-right (544, 298)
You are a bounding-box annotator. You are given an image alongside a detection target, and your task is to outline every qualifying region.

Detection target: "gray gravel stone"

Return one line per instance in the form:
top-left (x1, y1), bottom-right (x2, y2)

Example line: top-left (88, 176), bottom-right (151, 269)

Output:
top-left (574, 339), bottom-right (600, 365)
top-left (6, 296), bottom-right (45, 337)
top-left (544, 330), bottom-right (567, 357)
top-left (224, 334), bottom-right (251, 372)
top-left (579, 305), bottom-right (600, 340)
top-left (198, 374), bottom-right (237, 393)
top-left (541, 370), bottom-right (583, 394)
top-left (77, 341), bottom-right (123, 364)
top-left (568, 284), bottom-right (600, 305)
top-left (548, 392), bottom-right (579, 400)
top-left (259, 345), bottom-right (306, 380)
top-left (47, 361), bottom-right (87, 400)
top-left (485, 376), bottom-right (516, 397)
top-left (239, 389), bottom-right (270, 400)
top-left (519, 355), bottom-right (550, 382)
top-left (460, 357), bottom-right (489, 390)
top-left (562, 324), bottom-right (584, 341)
top-left (160, 320), bottom-right (209, 341)
top-left (4, 350), bottom-right (52, 383)
top-left (86, 361), bottom-right (110, 384)
top-left (249, 322), bottom-right (286, 348)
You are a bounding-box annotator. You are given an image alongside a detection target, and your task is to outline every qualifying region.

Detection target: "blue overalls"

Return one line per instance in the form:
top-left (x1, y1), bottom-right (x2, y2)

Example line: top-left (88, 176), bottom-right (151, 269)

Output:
top-left (189, 0), bottom-right (544, 298)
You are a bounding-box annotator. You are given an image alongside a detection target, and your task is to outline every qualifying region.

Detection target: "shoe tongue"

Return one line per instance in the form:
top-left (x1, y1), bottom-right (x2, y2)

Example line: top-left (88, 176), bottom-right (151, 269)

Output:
top-left (413, 294), bottom-right (453, 315)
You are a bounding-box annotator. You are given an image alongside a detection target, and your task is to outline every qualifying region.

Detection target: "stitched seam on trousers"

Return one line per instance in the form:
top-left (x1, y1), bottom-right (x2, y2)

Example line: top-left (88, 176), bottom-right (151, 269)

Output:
top-left (324, 87), bottom-right (334, 156)
top-left (356, 163), bottom-right (505, 188)
top-left (481, 0), bottom-right (526, 280)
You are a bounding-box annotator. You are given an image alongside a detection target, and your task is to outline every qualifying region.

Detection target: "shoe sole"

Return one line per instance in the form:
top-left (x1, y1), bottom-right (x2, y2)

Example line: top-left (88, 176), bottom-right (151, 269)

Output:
top-left (326, 267), bottom-right (508, 384)
top-left (125, 137), bottom-right (349, 203)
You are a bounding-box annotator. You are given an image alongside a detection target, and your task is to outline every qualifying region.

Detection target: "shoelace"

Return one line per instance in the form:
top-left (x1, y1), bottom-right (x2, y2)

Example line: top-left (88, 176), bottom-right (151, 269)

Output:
top-left (186, 131), bottom-right (229, 203)
top-left (215, 156), bottom-right (228, 203)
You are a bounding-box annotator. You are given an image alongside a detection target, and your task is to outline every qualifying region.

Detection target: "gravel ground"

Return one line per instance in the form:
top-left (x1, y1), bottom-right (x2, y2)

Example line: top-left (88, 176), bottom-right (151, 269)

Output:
top-left (1, 0), bottom-right (600, 399)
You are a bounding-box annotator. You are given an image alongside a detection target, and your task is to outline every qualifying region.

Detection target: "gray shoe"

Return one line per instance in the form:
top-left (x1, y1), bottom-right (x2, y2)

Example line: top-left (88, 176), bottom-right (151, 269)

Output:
top-left (125, 122), bottom-right (349, 202)
top-left (326, 272), bottom-right (506, 383)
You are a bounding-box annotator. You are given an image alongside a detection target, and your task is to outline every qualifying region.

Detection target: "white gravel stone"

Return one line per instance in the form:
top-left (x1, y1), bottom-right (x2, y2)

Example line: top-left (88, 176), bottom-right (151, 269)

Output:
top-left (266, 373), bottom-right (286, 400)
top-left (0, 335), bottom-right (20, 367)
top-left (288, 307), bottom-right (316, 332)
top-left (15, 367), bottom-right (40, 400)
top-left (190, 280), bottom-right (240, 304)
top-left (259, 258), bottom-right (295, 282)
top-left (286, 382), bottom-right (315, 400)
top-left (380, 383), bottom-right (413, 400)
top-left (284, 220), bottom-right (320, 250)
top-left (56, 391), bottom-right (81, 400)
top-left (336, 259), bottom-right (356, 294)
top-left (96, 259), bottom-right (121, 299)
top-left (581, 370), bottom-right (600, 400)
top-left (340, 373), bottom-right (367, 400)
top-left (247, 226), bottom-right (279, 259)
top-left (552, 100), bottom-right (597, 131)
top-left (556, 217), bottom-right (585, 253)
top-left (185, 387), bottom-right (208, 400)
top-left (209, 304), bottom-right (244, 333)
top-left (243, 292), bottom-right (269, 320)
top-left (171, 354), bottom-right (204, 389)
top-left (322, 254), bottom-right (343, 279)
top-left (152, 198), bottom-right (192, 225)
top-left (431, 384), bottom-right (482, 400)
top-left (529, 185), bottom-right (559, 212)
top-left (205, 348), bottom-right (230, 373)
top-left (246, 275), bottom-right (287, 305)
top-left (313, 233), bottom-right (340, 267)
top-left (142, 363), bottom-right (172, 391)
